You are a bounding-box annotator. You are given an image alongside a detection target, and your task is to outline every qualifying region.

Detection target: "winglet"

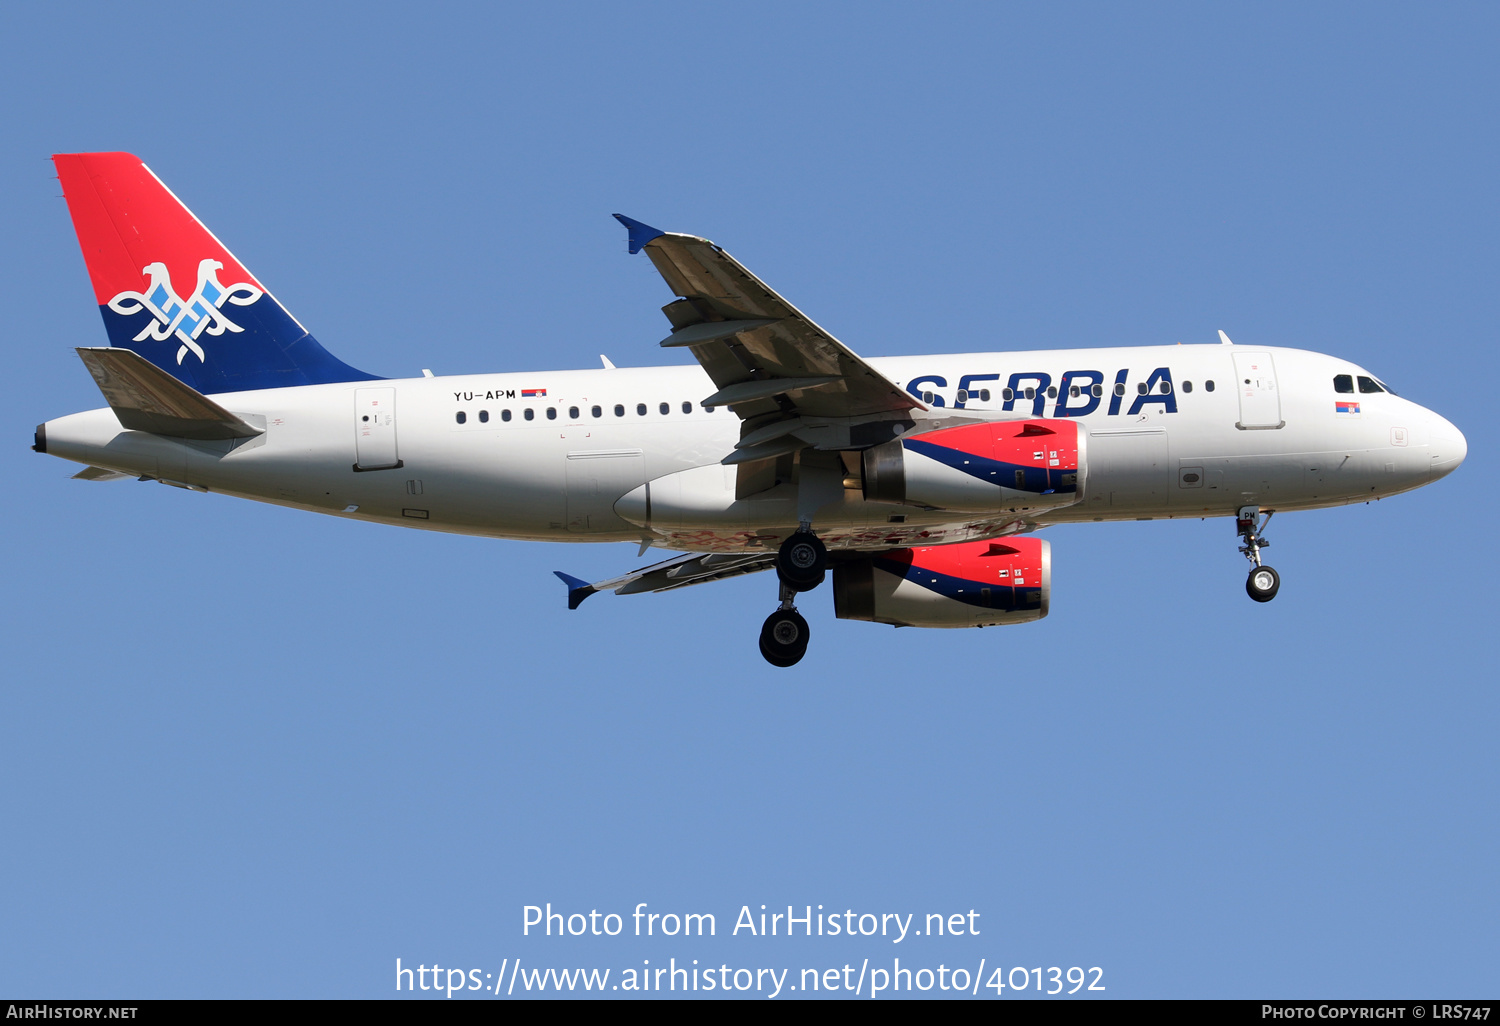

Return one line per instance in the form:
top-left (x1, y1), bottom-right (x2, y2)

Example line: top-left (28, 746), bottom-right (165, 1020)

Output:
top-left (553, 571), bottom-right (598, 610)
top-left (613, 214), bottom-right (666, 255)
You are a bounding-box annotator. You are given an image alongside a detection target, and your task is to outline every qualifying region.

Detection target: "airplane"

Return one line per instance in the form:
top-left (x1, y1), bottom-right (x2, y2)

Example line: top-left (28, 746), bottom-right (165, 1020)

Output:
top-left (34, 152), bottom-right (1468, 666)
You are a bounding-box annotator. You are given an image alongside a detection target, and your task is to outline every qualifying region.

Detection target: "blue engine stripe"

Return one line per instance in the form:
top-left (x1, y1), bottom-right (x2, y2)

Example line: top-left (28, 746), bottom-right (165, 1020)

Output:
top-left (902, 438), bottom-right (1075, 495)
top-left (873, 557), bottom-right (1042, 612)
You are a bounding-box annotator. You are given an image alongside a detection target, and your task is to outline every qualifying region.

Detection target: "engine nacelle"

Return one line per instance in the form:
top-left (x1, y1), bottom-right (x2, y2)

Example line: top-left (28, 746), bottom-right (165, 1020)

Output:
top-left (833, 536), bottom-right (1051, 628)
top-left (861, 419), bottom-right (1085, 512)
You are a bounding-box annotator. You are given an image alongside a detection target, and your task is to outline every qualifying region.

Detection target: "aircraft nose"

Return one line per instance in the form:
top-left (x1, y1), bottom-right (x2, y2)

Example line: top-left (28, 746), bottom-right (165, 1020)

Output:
top-left (1428, 412), bottom-right (1467, 481)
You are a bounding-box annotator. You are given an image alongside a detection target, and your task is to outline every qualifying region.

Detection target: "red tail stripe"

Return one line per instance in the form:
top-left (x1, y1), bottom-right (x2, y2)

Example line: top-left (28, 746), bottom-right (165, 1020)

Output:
top-left (53, 152), bottom-right (262, 306)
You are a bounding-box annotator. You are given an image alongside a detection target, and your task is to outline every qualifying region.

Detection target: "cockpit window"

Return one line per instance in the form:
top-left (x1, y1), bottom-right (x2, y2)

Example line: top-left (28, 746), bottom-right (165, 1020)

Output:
top-left (1334, 374), bottom-right (1354, 393)
top-left (1375, 377), bottom-right (1398, 396)
top-left (1357, 375), bottom-right (1384, 394)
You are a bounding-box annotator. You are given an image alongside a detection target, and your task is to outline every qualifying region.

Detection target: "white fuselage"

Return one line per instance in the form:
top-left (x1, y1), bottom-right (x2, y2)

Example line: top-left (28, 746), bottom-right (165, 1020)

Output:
top-left (40, 343), bottom-right (1467, 553)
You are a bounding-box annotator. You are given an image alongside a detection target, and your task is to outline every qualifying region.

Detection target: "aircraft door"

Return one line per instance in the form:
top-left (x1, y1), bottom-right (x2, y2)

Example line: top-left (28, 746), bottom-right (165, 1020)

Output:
top-left (1232, 351), bottom-right (1283, 430)
top-left (354, 387), bottom-right (402, 470)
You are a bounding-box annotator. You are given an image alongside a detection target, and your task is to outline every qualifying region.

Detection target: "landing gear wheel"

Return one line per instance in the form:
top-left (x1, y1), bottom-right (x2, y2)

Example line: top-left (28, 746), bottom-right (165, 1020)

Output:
top-left (1246, 565), bottom-right (1280, 603)
top-left (759, 609), bottom-right (810, 667)
top-left (776, 531), bottom-right (827, 593)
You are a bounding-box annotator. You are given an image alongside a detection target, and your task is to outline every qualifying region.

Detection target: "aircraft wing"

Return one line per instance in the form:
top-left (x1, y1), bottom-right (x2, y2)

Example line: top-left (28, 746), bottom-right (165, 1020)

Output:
top-left (554, 551), bottom-right (777, 609)
top-left (616, 216), bottom-right (921, 462)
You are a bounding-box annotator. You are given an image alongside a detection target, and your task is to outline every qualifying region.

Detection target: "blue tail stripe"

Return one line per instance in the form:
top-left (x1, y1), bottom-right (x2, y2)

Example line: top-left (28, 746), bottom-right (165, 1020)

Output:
top-left (99, 295), bottom-right (380, 394)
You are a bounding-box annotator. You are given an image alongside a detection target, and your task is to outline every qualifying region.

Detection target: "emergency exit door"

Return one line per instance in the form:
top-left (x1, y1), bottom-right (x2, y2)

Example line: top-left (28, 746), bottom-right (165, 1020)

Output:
top-left (354, 387), bottom-right (403, 470)
top-left (1232, 351), bottom-right (1283, 430)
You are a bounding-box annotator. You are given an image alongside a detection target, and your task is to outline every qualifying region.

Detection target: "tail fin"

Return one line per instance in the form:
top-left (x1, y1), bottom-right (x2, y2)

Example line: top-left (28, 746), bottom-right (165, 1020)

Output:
top-left (53, 152), bottom-right (379, 394)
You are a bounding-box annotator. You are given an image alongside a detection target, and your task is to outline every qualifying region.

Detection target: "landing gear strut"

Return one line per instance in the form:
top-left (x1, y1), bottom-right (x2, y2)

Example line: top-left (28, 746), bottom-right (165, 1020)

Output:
top-left (760, 582), bottom-right (810, 667)
top-left (1237, 505), bottom-right (1280, 603)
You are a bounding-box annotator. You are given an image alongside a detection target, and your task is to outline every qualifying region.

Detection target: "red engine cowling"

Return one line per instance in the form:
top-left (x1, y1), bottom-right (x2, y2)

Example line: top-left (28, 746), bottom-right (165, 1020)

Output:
top-left (833, 536), bottom-right (1051, 628)
top-left (861, 419), bottom-right (1084, 512)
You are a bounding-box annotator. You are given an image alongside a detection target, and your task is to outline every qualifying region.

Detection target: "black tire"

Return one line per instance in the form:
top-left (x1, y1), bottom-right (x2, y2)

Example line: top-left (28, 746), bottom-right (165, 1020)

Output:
top-left (1246, 565), bottom-right (1280, 603)
top-left (759, 609), bottom-right (810, 667)
top-left (776, 531), bottom-right (827, 592)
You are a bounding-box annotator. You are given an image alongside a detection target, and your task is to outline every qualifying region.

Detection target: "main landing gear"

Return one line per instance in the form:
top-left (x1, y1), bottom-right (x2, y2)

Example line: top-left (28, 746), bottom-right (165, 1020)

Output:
top-left (760, 529), bottom-right (828, 667)
top-left (1237, 504), bottom-right (1280, 603)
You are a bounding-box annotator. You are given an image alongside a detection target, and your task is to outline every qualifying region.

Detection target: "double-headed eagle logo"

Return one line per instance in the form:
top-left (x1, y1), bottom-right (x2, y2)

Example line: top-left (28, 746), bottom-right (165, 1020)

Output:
top-left (107, 259), bottom-right (263, 365)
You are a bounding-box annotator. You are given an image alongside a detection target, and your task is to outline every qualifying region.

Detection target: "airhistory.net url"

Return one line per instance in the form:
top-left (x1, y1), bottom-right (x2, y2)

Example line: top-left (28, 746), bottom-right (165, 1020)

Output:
top-left (395, 958), bottom-right (1106, 998)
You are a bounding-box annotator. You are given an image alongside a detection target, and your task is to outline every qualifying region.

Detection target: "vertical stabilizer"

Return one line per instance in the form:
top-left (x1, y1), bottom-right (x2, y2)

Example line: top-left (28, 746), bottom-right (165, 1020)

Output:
top-left (53, 152), bottom-right (379, 394)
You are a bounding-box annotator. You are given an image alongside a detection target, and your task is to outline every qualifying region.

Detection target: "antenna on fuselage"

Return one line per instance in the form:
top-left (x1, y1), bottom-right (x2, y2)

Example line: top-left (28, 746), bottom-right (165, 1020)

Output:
top-left (1218, 330), bottom-right (1234, 345)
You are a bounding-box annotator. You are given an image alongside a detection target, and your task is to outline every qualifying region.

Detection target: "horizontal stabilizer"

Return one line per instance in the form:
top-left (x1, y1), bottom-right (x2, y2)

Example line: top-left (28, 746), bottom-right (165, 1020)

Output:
top-left (71, 466), bottom-right (132, 481)
top-left (76, 347), bottom-right (263, 440)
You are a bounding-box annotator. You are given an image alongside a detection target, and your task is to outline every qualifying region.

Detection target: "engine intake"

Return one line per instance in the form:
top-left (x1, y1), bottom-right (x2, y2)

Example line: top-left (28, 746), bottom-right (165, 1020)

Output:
top-left (861, 419), bottom-right (1084, 512)
top-left (833, 536), bottom-right (1051, 628)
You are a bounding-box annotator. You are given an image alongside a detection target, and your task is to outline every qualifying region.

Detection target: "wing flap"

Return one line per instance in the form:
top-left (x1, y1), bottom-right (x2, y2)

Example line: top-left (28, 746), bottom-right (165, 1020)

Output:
top-left (614, 216), bottom-right (921, 423)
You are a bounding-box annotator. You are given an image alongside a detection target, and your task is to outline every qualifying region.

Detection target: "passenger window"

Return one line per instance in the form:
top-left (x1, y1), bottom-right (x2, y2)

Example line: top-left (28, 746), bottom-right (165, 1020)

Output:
top-left (956, 388), bottom-right (969, 403)
top-left (1357, 375), bottom-right (1383, 394)
top-left (1137, 382), bottom-right (1148, 395)
top-left (636, 403), bottom-right (647, 416)
top-left (479, 409), bottom-right (489, 423)
top-left (921, 390), bottom-right (935, 403)
top-left (1159, 380), bottom-right (1171, 394)
top-left (659, 402), bottom-right (669, 415)
top-left (1334, 374), bottom-right (1354, 393)
top-left (455, 411), bottom-right (466, 424)
top-left (502, 409), bottom-right (512, 422)
top-left (524, 408), bottom-right (535, 421)
top-left (979, 389), bottom-right (991, 401)
top-left (546, 407), bottom-right (557, 420)
top-left (705, 405), bottom-right (716, 413)
top-left (1114, 382), bottom-right (1125, 397)
top-left (569, 406), bottom-right (579, 419)
top-left (1205, 379), bottom-right (1215, 392)
top-left (1069, 385), bottom-right (1080, 398)
top-left (591, 405), bottom-right (602, 418)
top-left (1182, 381), bottom-right (1193, 393)
top-left (1024, 387), bottom-right (1035, 400)
top-left (1046, 386), bottom-right (1057, 399)
top-left (614, 404), bottom-right (625, 417)
top-left (681, 401), bottom-right (692, 414)
top-left (1091, 383), bottom-right (1103, 398)
top-left (1002, 387), bottom-right (1014, 401)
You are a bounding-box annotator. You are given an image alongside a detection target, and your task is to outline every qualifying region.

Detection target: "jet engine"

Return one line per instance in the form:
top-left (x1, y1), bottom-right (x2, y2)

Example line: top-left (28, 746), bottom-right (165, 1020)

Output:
top-left (832, 536), bottom-right (1051, 628)
top-left (861, 419), bottom-right (1085, 512)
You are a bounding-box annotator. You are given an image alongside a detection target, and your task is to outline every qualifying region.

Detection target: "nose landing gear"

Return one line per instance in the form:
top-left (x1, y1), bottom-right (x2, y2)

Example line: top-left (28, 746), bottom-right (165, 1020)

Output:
top-left (760, 528), bottom-right (828, 666)
top-left (1237, 505), bottom-right (1280, 603)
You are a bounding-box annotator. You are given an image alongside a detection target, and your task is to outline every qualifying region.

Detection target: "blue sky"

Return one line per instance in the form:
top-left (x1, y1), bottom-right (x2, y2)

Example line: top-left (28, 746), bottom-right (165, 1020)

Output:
top-left (1, 1), bottom-right (1495, 999)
